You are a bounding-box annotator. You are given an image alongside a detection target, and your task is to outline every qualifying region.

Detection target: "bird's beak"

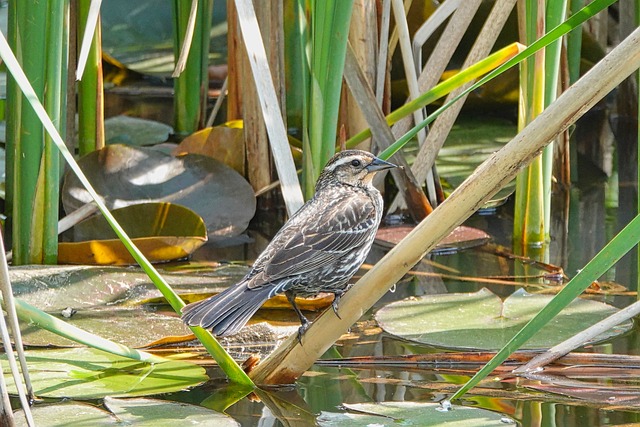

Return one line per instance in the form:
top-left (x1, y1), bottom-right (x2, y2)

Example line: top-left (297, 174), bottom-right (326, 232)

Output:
top-left (366, 157), bottom-right (397, 173)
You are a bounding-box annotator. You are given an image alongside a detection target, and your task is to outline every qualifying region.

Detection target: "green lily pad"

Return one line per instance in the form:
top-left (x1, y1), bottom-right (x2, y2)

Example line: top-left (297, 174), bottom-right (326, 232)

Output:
top-left (317, 401), bottom-right (513, 426)
top-left (15, 402), bottom-right (118, 427)
top-left (14, 397), bottom-right (238, 426)
top-left (375, 288), bottom-right (632, 350)
top-left (62, 145), bottom-right (256, 239)
top-left (103, 396), bottom-right (239, 426)
top-left (9, 264), bottom-right (248, 347)
top-left (59, 203), bottom-right (207, 265)
top-left (10, 265), bottom-right (247, 310)
top-left (105, 115), bottom-right (173, 146)
top-left (19, 307), bottom-right (192, 348)
top-left (3, 348), bottom-right (208, 399)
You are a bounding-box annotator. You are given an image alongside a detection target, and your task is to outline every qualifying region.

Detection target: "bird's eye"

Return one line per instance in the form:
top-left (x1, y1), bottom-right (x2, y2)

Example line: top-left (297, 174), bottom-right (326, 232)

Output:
top-left (350, 159), bottom-right (362, 167)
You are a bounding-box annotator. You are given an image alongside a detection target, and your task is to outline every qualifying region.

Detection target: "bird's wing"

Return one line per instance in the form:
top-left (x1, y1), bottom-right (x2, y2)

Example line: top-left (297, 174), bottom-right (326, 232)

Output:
top-left (247, 193), bottom-right (377, 289)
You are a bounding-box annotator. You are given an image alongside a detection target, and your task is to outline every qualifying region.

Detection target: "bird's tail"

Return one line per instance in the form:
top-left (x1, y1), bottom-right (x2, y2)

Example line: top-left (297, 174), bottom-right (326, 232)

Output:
top-left (181, 283), bottom-right (272, 336)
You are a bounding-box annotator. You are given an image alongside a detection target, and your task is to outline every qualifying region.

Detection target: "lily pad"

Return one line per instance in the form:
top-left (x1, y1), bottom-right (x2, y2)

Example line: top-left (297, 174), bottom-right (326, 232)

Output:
top-left (104, 396), bottom-right (239, 426)
top-left (62, 145), bottom-right (256, 239)
top-left (9, 265), bottom-right (248, 347)
top-left (317, 401), bottom-right (513, 426)
top-left (375, 288), bottom-right (632, 350)
top-left (59, 203), bottom-right (207, 265)
top-left (2, 348), bottom-right (208, 399)
top-left (173, 121), bottom-right (245, 174)
top-left (14, 397), bottom-right (240, 426)
top-left (19, 306), bottom-right (193, 348)
top-left (105, 115), bottom-right (173, 146)
top-left (376, 225), bottom-right (490, 254)
top-left (15, 402), bottom-right (118, 427)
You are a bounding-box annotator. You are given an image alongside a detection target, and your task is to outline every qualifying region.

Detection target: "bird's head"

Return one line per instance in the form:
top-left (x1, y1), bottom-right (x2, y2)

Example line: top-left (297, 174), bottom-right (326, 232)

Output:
top-left (316, 150), bottom-right (397, 189)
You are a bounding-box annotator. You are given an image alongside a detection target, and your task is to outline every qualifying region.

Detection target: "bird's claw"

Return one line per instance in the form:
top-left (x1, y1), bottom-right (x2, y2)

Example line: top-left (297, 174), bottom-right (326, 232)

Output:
top-left (332, 294), bottom-right (342, 320)
top-left (296, 321), bottom-right (310, 345)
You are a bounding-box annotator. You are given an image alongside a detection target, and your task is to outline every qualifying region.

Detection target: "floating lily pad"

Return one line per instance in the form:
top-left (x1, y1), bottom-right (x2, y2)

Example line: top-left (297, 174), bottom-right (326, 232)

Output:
top-left (104, 396), bottom-right (239, 426)
top-left (318, 401), bottom-right (513, 426)
top-left (173, 121), bottom-right (245, 174)
top-left (375, 288), bottom-right (632, 350)
top-left (376, 225), bottom-right (490, 254)
top-left (62, 145), bottom-right (256, 239)
top-left (9, 265), bottom-right (248, 347)
top-left (105, 115), bottom-right (173, 146)
top-left (59, 203), bottom-right (207, 265)
top-left (15, 402), bottom-right (119, 427)
top-left (2, 348), bottom-right (208, 399)
top-left (19, 306), bottom-right (192, 348)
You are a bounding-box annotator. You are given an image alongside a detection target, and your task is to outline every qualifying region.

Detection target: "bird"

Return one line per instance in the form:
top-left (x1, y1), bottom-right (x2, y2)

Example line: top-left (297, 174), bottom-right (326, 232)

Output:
top-left (181, 149), bottom-right (396, 340)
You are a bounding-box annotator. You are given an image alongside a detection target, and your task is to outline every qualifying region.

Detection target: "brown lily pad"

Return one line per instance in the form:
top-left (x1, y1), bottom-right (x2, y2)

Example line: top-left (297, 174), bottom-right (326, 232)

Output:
top-left (375, 225), bottom-right (490, 254)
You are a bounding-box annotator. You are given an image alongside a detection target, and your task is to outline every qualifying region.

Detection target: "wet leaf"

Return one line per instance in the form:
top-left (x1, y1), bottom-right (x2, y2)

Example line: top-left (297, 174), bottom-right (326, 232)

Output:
top-left (105, 115), bottom-right (173, 146)
top-left (104, 396), bottom-right (239, 426)
top-left (62, 145), bottom-right (256, 239)
top-left (317, 401), bottom-right (513, 426)
top-left (59, 203), bottom-right (207, 265)
top-left (173, 121), bottom-right (245, 174)
top-left (2, 348), bottom-right (208, 399)
top-left (375, 288), bottom-right (632, 350)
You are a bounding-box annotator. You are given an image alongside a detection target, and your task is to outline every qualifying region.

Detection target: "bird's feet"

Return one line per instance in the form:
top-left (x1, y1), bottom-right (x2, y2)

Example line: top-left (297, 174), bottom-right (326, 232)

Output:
top-left (332, 292), bottom-right (343, 320)
top-left (296, 320), bottom-right (310, 344)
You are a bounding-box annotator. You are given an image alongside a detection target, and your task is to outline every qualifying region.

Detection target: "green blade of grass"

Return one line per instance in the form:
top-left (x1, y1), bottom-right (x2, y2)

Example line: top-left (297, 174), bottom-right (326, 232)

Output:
top-left (306, 0), bottom-right (354, 193)
top-left (77, 0), bottom-right (105, 156)
top-left (0, 30), bottom-right (254, 388)
top-left (6, 296), bottom-right (165, 363)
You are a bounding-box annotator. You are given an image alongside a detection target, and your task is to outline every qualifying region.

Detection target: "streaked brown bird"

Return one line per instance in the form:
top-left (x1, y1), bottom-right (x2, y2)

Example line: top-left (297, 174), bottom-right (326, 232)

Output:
top-left (181, 150), bottom-right (396, 338)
